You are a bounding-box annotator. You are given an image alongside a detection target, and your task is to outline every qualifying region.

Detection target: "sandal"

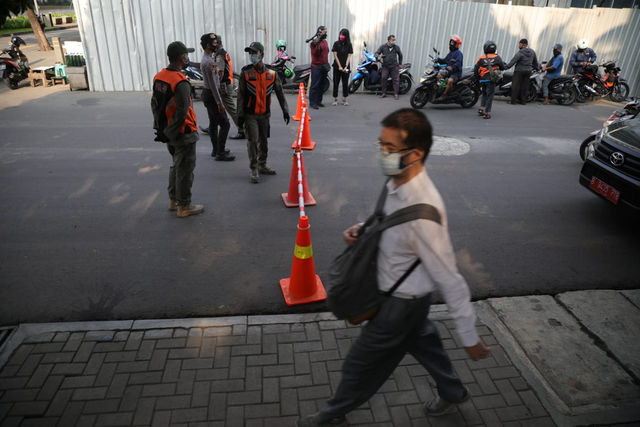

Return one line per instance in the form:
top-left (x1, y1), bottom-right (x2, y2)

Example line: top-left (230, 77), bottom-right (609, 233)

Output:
top-left (478, 108), bottom-right (484, 116)
top-left (483, 113), bottom-right (491, 119)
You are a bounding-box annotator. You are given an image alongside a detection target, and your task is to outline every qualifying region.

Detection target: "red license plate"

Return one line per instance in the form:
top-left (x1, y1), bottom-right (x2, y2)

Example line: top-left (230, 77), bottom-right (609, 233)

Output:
top-left (589, 176), bottom-right (620, 205)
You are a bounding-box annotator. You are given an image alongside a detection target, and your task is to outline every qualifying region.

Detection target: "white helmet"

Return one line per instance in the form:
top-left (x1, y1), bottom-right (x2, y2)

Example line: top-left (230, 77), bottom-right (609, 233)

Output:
top-left (577, 39), bottom-right (589, 50)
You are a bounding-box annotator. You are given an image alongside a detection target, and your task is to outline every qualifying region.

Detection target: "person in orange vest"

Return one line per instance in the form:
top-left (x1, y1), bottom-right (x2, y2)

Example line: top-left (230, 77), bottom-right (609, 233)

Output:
top-left (237, 42), bottom-right (290, 184)
top-left (151, 41), bottom-right (204, 218)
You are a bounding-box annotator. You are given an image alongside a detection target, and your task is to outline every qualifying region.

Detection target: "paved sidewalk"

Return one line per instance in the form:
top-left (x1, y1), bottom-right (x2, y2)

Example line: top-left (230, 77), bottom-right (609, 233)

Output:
top-left (0, 307), bottom-right (556, 427)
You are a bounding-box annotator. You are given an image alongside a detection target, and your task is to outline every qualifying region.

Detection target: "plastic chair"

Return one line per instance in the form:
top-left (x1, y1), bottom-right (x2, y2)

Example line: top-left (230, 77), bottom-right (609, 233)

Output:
top-left (54, 64), bottom-right (68, 83)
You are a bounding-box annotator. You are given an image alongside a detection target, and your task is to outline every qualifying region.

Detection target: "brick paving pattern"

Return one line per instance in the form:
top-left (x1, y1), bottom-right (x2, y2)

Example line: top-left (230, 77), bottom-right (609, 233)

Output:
top-left (0, 313), bottom-right (557, 427)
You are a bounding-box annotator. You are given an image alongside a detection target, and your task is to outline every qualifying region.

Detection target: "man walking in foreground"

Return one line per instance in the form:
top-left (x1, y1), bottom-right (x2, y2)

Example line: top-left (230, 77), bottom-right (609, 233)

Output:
top-left (151, 41), bottom-right (204, 218)
top-left (297, 108), bottom-right (491, 427)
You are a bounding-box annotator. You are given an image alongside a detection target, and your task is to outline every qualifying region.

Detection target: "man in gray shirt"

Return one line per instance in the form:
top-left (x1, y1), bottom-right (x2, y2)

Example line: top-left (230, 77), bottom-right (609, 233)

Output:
top-left (375, 35), bottom-right (403, 100)
top-left (200, 33), bottom-right (235, 161)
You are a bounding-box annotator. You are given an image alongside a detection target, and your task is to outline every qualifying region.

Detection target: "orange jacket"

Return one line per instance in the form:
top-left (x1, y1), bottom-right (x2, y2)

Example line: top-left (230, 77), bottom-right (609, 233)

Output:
top-left (152, 68), bottom-right (197, 135)
top-left (240, 65), bottom-right (278, 115)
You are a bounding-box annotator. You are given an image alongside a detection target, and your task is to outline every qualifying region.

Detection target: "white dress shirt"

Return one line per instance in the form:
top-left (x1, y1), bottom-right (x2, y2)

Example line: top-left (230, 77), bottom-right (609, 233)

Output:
top-left (376, 168), bottom-right (479, 347)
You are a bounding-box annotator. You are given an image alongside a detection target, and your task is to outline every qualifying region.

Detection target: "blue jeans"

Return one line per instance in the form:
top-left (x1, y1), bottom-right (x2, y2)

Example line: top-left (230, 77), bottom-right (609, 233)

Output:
top-left (542, 76), bottom-right (554, 97)
top-left (309, 65), bottom-right (327, 106)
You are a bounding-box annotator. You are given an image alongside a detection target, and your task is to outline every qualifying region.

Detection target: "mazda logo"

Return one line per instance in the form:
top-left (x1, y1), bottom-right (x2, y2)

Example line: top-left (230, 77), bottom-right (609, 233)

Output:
top-left (610, 152), bottom-right (625, 167)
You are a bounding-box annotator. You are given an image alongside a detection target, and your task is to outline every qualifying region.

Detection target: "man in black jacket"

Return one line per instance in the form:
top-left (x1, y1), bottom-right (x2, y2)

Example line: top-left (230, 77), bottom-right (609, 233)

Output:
top-left (505, 38), bottom-right (539, 105)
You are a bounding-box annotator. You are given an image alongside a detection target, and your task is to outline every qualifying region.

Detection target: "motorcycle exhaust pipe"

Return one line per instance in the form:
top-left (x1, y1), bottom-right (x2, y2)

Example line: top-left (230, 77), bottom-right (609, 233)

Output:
top-left (585, 85), bottom-right (598, 94)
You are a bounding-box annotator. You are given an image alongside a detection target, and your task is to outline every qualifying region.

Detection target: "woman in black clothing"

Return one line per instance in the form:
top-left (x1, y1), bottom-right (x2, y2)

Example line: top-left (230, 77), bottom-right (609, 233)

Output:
top-left (331, 29), bottom-right (353, 106)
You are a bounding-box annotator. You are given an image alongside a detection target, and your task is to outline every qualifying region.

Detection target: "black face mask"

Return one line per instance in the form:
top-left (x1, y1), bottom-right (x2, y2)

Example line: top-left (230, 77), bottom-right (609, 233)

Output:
top-left (449, 42), bottom-right (456, 52)
top-left (553, 49), bottom-right (560, 57)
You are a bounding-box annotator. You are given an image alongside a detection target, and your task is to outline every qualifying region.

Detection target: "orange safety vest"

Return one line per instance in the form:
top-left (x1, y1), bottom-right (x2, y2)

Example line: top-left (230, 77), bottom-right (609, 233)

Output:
top-left (242, 65), bottom-right (277, 115)
top-left (216, 49), bottom-right (234, 85)
top-left (152, 68), bottom-right (197, 135)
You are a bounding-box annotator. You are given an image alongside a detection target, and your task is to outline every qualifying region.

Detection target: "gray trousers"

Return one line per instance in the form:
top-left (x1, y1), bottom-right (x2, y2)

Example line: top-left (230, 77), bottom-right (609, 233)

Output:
top-left (380, 65), bottom-right (400, 95)
top-left (167, 142), bottom-right (196, 206)
top-left (480, 81), bottom-right (496, 113)
top-left (245, 114), bottom-right (270, 170)
top-left (317, 295), bottom-right (466, 423)
top-left (220, 82), bottom-right (244, 133)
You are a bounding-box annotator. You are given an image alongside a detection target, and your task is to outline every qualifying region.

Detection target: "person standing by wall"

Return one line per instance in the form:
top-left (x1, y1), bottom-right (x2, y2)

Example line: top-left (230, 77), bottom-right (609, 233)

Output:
top-left (541, 44), bottom-right (564, 105)
top-left (504, 38), bottom-right (539, 105)
top-left (375, 35), bottom-right (404, 100)
top-left (236, 42), bottom-right (290, 184)
top-left (151, 41), bottom-right (204, 218)
top-left (331, 28), bottom-right (353, 107)
top-left (214, 36), bottom-right (245, 140)
top-left (308, 25), bottom-right (330, 110)
top-left (474, 40), bottom-right (505, 119)
top-left (200, 33), bottom-right (235, 161)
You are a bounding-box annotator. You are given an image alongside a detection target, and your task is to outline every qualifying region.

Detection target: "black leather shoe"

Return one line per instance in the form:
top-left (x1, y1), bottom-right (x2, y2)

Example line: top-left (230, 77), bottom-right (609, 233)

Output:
top-left (310, 104), bottom-right (319, 110)
top-left (211, 149), bottom-right (217, 157)
top-left (200, 126), bottom-right (210, 134)
top-left (318, 102), bottom-right (325, 107)
top-left (229, 132), bottom-right (245, 140)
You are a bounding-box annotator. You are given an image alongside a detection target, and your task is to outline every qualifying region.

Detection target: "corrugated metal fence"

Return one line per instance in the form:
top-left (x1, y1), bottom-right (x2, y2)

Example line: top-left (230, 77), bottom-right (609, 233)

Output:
top-left (73, 0), bottom-right (640, 95)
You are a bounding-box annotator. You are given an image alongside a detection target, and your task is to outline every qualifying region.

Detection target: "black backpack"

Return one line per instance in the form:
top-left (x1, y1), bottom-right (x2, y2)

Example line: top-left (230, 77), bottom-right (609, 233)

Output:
top-left (327, 181), bottom-right (442, 324)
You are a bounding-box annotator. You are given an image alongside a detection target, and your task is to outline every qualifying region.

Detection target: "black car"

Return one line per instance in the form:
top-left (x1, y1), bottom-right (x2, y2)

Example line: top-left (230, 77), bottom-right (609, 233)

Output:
top-left (579, 118), bottom-right (640, 210)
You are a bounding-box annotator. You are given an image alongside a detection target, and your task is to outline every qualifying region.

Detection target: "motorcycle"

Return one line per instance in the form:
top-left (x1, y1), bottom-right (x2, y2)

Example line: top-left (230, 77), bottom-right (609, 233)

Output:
top-left (579, 96), bottom-right (640, 160)
top-left (347, 42), bottom-right (413, 95)
top-left (575, 60), bottom-right (630, 103)
top-left (181, 61), bottom-right (204, 99)
top-left (269, 50), bottom-right (330, 93)
top-left (409, 47), bottom-right (478, 109)
top-left (0, 36), bottom-right (30, 90)
top-left (491, 68), bottom-right (540, 103)
top-left (529, 62), bottom-right (578, 105)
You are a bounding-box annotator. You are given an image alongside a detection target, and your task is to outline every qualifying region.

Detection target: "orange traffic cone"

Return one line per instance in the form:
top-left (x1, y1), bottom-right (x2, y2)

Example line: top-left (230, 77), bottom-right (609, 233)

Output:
top-left (281, 149), bottom-right (316, 208)
top-left (279, 216), bottom-right (326, 306)
top-left (291, 107), bottom-right (315, 150)
top-left (292, 83), bottom-right (312, 121)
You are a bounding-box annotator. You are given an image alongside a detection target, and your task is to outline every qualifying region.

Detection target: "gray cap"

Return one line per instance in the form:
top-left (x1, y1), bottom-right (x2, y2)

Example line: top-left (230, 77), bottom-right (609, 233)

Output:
top-left (553, 43), bottom-right (563, 50)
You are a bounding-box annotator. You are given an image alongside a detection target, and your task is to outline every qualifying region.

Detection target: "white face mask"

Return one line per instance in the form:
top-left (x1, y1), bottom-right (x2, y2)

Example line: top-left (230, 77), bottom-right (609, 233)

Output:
top-left (378, 149), bottom-right (414, 176)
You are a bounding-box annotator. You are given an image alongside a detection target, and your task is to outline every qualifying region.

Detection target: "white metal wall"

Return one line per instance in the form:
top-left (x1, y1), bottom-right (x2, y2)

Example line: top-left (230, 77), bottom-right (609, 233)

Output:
top-left (73, 0), bottom-right (640, 95)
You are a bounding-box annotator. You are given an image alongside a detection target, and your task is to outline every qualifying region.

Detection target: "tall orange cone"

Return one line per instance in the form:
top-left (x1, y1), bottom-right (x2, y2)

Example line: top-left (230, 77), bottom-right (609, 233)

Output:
top-left (292, 83), bottom-right (312, 121)
top-left (280, 216), bottom-right (326, 306)
top-left (291, 107), bottom-right (315, 150)
top-left (281, 149), bottom-right (316, 208)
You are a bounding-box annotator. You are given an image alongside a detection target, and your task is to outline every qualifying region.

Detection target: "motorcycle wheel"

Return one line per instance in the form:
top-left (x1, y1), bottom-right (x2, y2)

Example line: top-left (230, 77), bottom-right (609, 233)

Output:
top-left (610, 82), bottom-right (630, 103)
top-left (398, 75), bottom-right (412, 95)
top-left (348, 80), bottom-right (361, 94)
top-left (3, 72), bottom-right (18, 90)
top-left (526, 83), bottom-right (537, 103)
top-left (557, 87), bottom-right (577, 106)
top-left (575, 79), bottom-right (590, 103)
top-left (580, 135), bottom-right (596, 161)
top-left (410, 88), bottom-right (429, 109)
top-left (459, 85), bottom-right (479, 109)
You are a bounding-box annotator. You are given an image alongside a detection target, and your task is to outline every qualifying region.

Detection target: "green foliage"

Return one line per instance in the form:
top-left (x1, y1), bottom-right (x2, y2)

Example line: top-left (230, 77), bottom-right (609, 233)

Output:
top-left (0, 16), bottom-right (30, 29)
top-left (0, 0), bottom-right (31, 26)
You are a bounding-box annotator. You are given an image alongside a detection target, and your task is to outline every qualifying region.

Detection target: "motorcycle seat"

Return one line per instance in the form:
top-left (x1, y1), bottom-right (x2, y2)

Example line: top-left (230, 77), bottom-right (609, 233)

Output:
top-left (294, 64), bottom-right (310, 72)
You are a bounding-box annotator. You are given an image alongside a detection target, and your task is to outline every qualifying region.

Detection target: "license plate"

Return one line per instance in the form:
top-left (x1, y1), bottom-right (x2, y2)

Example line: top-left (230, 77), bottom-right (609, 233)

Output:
top-left (0, 64), bottom-right (6, 71)
top-left (589, 176), bottom-right (620, 204)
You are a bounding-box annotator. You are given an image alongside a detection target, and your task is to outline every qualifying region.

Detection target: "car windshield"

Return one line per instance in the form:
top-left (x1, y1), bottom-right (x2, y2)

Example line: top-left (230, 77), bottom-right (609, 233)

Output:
top-left (607, 119), bottom-right (640, 151)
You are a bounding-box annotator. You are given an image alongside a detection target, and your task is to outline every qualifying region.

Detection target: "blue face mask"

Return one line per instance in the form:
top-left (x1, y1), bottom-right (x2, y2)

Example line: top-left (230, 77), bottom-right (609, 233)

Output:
top-left (250, 54), bottom-right (261, 65)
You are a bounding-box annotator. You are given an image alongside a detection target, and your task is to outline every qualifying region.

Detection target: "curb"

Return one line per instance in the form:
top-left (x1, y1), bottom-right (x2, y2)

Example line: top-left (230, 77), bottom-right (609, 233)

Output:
top-left (0, 24), bottom-right (78, 38)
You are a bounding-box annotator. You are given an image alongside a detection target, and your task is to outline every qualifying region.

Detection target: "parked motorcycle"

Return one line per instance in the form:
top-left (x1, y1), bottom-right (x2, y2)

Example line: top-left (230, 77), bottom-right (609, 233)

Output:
top-left (269, 50), bottom-right (330, 93)
top-left (575, 60), bottom-right (630, 103)
top-left (579, 96), bottom-right (640, 160)
top-left (0, 36), bottom-right (30, 89)
top-left (529, 62), bottom-right (578, 105)
top-left (490, 69), bottom-right (539, 103)
top-left (347, 42), bottom-right (413, 95)
top-left (409, 47), bottom-right (478, 109)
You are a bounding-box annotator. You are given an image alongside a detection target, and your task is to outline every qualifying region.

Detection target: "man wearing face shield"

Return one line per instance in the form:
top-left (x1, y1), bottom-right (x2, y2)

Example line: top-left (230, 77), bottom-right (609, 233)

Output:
top-left (435, 35), bottom-right (463, 101)
top-left (297, 109), bottom-right (490, 427)
top-left (541, 44), bottom-right (564, 105)
top-left (236, 42), bottom-right (290, 184)
top-left (151, 42), bottom-right (204, 218)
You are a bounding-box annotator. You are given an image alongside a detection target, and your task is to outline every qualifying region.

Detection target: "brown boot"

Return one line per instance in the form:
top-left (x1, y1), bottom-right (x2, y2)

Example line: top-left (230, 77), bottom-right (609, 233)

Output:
top-left (177, 204), bottom-right (204, 218)
top-left (168, 199), bottom-right (178, 211)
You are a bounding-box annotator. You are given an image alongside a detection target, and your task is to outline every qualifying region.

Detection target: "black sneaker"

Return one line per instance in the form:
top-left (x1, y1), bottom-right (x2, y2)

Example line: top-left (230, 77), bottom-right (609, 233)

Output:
top-left (423, 387), bottom-right (470, 417)
top-left (215, 152), bottom-right (236, 161)
top-left (310, 104), bottom-right (319, 110)
top-left (318, 102), bottom-right (325, 107)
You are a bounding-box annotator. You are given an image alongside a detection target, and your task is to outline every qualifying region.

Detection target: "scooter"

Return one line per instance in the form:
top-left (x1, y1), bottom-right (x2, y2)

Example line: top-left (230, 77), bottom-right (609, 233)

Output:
top-left (0, 36), bottom-right (30, 89)
top-left (492, 69), bottom-right (539, 103)
top-left (575, 61), bottom-right (630, 103)
top-left (529, 62), bottom-right (579, 105)
top-left (409, 47), bottom-right (478, 109)
top-left (347, 42), bottom-right (413, 95)
top-left (579, 96), bottom-right (640, 160)
top-left (269, 50), bottom-right (330, 93)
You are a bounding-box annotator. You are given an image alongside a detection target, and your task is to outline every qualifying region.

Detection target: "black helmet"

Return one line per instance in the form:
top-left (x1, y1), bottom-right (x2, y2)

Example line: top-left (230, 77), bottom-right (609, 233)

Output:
top-left (483, 40), bottom-right (497, 54)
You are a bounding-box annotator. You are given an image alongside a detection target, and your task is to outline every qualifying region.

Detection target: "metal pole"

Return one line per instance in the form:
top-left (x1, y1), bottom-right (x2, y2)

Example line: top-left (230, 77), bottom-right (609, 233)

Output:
top-left (33, 0), bottom-right (40, 16)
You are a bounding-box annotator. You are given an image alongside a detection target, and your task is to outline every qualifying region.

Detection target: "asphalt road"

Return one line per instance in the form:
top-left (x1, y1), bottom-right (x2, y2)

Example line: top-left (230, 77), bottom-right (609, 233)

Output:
top-left (0, 82), bottom-right (638, 326)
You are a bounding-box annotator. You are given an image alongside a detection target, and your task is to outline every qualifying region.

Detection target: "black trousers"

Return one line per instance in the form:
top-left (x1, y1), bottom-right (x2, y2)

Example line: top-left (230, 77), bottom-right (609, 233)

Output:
top-left (481, 81), bottom-right (496, 113)
top-left (332, 66), bottom-right (350, 99)
top-left (316, 295), bottom-right (466, 423)
top-left (202, 88), bottom-right (230, 154)
top-left (511, 70), bottom-right (531, 104)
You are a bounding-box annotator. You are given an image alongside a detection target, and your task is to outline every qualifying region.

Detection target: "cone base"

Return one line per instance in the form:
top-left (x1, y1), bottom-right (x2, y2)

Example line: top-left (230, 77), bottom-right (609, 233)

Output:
top-left (279, 275), bottom-right (327, 306)
top-left (281, 193), bottom-right (317, 208)
top-left (291, 140), bottom-right (316, 150)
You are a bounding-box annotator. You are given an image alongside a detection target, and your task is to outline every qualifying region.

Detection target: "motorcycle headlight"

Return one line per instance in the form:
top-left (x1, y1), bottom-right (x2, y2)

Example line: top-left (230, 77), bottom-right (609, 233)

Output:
top-left (425, 66), bottom-right (434, 74)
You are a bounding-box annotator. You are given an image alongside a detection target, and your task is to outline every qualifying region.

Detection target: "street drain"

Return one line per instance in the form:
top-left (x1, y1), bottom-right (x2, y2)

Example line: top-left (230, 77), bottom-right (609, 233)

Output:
top-left (0, 327), bottom-right (16, 350)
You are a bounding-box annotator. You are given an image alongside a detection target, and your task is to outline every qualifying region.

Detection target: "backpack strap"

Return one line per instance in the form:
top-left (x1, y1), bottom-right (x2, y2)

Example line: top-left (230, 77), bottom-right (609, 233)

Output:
top-left (380, 204), bottom-right (442, 230)
top-left (359, 180), bottom-right (390, 234)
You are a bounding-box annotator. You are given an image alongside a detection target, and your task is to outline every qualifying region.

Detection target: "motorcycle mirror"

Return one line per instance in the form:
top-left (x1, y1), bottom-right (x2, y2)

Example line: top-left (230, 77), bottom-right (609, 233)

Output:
top-left (291, 56), bottom-right (296, 59)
